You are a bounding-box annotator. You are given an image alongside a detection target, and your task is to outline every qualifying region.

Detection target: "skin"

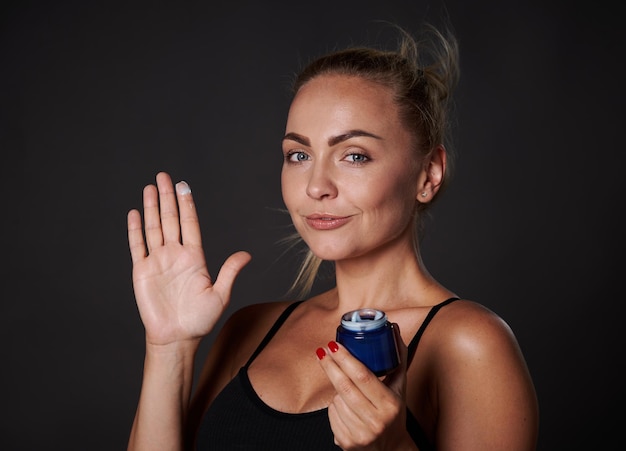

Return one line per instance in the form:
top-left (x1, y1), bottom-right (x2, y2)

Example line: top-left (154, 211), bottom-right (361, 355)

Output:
top-left (127, 74), bottom-right (539, 450)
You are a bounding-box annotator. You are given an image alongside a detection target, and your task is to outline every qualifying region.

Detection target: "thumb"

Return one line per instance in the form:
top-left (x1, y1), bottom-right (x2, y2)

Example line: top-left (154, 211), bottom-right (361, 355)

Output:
top-left (213, 250), bottom-right (252, 299)
top-left (383, 323), bottom-right (408, 397)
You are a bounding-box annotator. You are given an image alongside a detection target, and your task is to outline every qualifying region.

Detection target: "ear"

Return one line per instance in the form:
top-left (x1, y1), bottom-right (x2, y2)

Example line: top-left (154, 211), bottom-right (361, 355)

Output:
top-left (416, 145), bottom-right (446, 203)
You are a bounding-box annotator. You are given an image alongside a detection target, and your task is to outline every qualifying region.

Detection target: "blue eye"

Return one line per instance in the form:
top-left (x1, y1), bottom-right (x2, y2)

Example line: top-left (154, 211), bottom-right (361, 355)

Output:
top-left (345, 153), bottom-right (369, 163)
top-left (287, 151), bottom-right (310, 162)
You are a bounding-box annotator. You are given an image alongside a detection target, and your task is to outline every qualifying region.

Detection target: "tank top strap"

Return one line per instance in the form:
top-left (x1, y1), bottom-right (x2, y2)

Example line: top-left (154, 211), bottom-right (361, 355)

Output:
top-left (407, 297), bottom-right (460, 365)
top-left (244, 300), bottom-right (305, 368)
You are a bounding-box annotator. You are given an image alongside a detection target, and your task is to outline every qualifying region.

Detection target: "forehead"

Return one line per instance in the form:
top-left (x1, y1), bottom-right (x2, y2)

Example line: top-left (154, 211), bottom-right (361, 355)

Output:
top-left (292, 74), bottom-right (395, 107)
top-left (287, 74), bottom-right (403, 130)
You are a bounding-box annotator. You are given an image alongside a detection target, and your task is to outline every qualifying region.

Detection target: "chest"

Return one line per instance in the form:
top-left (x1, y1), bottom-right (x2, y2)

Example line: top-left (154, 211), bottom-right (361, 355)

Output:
top-left (246, 319), bottom-right (338, 413)
top-left (243, 304), bottom-right (440, 422)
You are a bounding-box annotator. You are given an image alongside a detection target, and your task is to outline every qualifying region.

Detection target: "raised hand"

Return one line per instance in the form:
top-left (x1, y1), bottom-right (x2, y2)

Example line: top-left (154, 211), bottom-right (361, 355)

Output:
top-left (127, 172), bottom-right (251, 347)
top-left (316, 325), bottom-right (415, 450)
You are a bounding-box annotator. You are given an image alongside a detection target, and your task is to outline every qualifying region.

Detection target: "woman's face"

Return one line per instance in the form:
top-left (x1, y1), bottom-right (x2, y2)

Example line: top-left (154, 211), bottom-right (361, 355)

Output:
top-left (281, 74), bottom-right (421, 261)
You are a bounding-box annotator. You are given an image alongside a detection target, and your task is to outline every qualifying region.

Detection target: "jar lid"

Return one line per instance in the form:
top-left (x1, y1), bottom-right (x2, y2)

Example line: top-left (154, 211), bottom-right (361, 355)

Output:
top-left (340, 308), bottom-right (387, 331)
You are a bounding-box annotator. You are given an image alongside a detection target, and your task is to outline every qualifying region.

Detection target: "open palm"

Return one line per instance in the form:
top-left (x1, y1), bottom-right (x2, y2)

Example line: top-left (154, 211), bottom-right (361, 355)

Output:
top-left (127, 172), bottom-right (250, 346)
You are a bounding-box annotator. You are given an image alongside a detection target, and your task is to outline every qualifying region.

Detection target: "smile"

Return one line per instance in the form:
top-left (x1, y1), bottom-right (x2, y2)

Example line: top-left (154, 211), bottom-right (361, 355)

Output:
top-left (304, 215), bottom-right (352, 230)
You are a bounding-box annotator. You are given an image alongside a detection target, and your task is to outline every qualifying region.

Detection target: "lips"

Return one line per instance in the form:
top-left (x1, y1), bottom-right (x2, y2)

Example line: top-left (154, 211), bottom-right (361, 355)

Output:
top-left (304, 214), bottom-right (352, 230)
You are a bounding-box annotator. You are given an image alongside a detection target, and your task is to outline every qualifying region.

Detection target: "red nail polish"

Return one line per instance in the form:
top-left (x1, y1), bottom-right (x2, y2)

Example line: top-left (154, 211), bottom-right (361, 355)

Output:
top-left (316, 347), bottom-right (326, 360)
top-left (328, 341), bottom-right (339, 353)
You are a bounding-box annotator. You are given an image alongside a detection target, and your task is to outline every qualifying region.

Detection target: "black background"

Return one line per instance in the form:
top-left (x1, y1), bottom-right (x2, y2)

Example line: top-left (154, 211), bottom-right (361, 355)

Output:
top-left (1, 1), bottom-right (623, 449)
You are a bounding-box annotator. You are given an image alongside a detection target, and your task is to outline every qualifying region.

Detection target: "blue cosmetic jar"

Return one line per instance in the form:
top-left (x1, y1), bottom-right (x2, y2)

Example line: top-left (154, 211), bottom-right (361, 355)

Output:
top-left (336, 308), bottom-right (400, 376)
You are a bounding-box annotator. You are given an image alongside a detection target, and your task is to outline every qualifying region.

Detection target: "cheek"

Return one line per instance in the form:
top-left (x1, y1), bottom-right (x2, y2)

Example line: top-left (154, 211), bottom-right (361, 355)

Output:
top-left (368, 169), bottom-right (415, 203)
top-left (281, 169), bottom-right (299, 211)
top-left (364, 174), bottom-right (417, 221)
top-left (280, 172), bottom-right (290, 206)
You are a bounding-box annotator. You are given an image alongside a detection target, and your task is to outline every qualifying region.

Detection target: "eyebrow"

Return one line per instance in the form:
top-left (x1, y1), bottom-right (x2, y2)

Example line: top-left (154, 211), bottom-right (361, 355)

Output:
top-left (282, 129), bottom-right (383, 147)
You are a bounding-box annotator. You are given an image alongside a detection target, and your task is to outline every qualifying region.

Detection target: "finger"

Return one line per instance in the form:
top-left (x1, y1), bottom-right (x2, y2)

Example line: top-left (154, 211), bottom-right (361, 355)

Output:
top-left (317, 348), bottom-right (363, 437)
top-left (317, 342), bottom-right (378, 414)
top-left (320, 342), bottom-right (406, 445)
top-left (155, 172), bottom-right (181, 244)
top-left (327, 341), bottom-right (384, 398)
top-left (327, 395), bottom-right (359, 447)
top-left (142, 183), bottom-right (163, 252)
top-left (213, 251), bottom-right (252, 300)
top-left (320, 352), bottom-right (381, 446)
top-left (127, 209), bottom-right (147, 264)
top-left (175, 180), bottom-right (202, 247)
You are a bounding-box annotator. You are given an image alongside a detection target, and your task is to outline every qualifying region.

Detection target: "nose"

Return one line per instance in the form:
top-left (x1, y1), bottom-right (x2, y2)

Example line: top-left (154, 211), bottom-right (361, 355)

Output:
top-left (306, 162), bottom-right (338, 200)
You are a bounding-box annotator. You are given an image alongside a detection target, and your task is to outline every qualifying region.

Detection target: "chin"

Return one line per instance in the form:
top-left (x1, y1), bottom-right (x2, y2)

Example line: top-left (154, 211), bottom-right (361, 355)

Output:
top-left (307, 243), bottom-right (364, 262)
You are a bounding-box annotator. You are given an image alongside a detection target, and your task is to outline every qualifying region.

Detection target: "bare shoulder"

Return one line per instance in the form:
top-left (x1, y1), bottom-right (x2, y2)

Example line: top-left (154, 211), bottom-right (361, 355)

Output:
top-left (418, 299), bottom-right (539, 449)
top-left (426, 299), bottom-right (522, 359)
top-left (415, 299), bottom-right (535, 404)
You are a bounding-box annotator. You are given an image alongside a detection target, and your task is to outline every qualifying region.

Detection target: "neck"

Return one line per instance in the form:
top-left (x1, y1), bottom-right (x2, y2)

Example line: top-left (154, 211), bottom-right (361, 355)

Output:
top-left (332, 238), bottom-right (440, 312)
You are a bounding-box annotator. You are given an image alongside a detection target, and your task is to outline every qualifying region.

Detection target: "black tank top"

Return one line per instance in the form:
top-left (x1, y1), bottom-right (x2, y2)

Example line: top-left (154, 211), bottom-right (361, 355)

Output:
top-left (196, 297), bottom-right (459, 450)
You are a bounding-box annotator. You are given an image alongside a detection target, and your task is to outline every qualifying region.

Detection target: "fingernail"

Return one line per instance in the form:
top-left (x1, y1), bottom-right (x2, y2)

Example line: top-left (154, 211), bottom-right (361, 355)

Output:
top-left (328, 341), bottom-right (339, 353)
top-left (176, 181), bottom-right (191, 195)
top-left (316, 347), bottom-right (326, 360)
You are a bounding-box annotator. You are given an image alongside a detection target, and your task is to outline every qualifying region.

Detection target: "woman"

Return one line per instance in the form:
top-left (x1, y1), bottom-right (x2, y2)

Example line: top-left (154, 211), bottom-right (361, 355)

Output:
top-left (127, 24), bottom-right (539, 450)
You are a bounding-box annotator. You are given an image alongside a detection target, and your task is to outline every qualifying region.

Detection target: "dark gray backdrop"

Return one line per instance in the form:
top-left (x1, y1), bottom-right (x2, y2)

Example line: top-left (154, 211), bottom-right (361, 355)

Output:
top-left (1, 0), bottom-right (623, 449)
